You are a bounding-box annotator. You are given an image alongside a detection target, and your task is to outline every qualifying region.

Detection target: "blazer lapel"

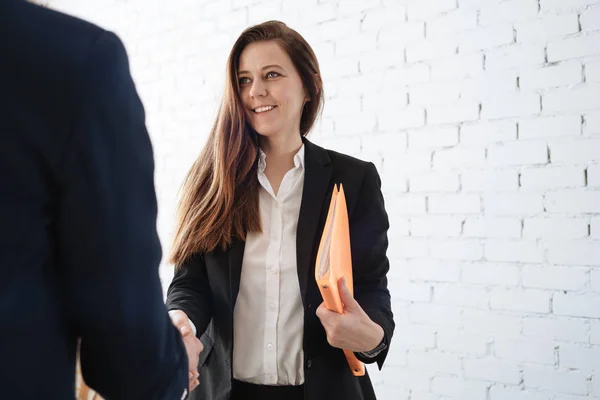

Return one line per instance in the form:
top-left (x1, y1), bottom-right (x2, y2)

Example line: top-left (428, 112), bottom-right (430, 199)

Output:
top-left (296, 138), bottom-right (332, 305)
top-left (228, 239), bottom-right (245, 310)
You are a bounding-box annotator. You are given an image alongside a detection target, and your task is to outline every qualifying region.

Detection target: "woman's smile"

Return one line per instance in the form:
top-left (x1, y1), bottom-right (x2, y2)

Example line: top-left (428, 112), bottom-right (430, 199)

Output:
top-left (253, 105), bottom-right (277, 114)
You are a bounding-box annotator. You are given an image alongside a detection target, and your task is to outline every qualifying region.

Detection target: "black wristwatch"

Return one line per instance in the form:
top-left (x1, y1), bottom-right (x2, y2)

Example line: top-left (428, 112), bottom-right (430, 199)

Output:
top-left (361, 335), bottom-right (387, 358)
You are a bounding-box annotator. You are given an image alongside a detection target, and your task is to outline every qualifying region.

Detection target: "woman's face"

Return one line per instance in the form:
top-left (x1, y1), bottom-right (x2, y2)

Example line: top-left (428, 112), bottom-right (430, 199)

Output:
top-left (237, 40), bottom-right (309, 140)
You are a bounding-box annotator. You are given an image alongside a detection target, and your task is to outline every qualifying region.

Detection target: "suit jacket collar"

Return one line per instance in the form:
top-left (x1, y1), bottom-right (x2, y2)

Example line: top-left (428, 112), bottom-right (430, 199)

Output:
top-left (228, 137), bottom-right (332, 309)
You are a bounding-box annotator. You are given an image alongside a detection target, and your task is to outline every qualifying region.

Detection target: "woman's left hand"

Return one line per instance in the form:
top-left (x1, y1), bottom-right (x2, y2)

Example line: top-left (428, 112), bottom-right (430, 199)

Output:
top-left (316, 277), bottom-right (384, 353)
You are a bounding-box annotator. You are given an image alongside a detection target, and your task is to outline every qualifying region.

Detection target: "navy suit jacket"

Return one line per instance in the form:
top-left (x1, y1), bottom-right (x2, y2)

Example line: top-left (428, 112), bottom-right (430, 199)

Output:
top-left (0, 1), bottom-right (188, 399)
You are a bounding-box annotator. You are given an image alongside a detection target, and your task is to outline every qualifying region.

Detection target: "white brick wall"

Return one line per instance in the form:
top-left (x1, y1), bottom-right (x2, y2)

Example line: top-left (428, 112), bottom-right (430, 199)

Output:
top-left (523, 366), bottom-right (588, 395)
top-left (519, 115), bottom-right (582, 139)
top-left (494, 336), bottom-right (556, 365)
top-left (515, 13), bottom-right (580, 44)
top-left (431, 376), bottom-right (488, 399)
top-left (523, 316), bottom-right (589, 342)
top-left (45, 0), bottom-right (600, 398)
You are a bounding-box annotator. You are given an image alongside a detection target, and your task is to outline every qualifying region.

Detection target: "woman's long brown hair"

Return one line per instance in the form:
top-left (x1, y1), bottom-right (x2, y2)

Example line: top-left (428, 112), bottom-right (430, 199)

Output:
top-left (169, 21), bottom-right (324, 266)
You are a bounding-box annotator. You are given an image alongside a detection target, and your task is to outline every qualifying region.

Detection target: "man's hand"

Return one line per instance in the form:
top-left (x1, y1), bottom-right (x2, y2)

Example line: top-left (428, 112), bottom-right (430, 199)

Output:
top-left (169, 310), bottom-right (203, 392)
top-left (316, 277), bottom-right (384, 353)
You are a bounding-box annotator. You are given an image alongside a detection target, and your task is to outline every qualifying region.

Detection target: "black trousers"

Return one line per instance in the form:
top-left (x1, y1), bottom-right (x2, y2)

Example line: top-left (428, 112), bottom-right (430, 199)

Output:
top-left (231, 379), bottom-right (304, 400)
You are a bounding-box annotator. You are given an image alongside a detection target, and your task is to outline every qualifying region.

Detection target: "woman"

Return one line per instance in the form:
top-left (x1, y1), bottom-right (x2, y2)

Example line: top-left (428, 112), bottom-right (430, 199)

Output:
top-left (166, 20), bottom-right (394, 400)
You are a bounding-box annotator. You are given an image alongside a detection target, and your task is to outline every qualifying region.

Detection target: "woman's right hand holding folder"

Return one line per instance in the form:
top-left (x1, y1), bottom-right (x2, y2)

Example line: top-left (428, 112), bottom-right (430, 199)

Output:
top-left (316, 276), bottom-right (385, 354)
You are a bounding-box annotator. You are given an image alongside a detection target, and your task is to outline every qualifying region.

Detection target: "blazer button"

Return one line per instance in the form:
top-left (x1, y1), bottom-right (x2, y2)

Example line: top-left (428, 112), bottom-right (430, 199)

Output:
top-left (308, 304), bottom-right (312, 309)
top-left (306, 359), bottom-right (312, 369)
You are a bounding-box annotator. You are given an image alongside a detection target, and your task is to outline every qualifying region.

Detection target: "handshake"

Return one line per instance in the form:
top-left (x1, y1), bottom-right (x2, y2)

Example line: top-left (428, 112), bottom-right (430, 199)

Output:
top-left (169, 310), bottom-right (204, 392)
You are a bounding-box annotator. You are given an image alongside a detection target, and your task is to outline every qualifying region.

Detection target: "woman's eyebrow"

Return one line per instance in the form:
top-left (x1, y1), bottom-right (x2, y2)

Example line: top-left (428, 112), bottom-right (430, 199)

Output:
top-left (239, 64), bottom-right (285, 74)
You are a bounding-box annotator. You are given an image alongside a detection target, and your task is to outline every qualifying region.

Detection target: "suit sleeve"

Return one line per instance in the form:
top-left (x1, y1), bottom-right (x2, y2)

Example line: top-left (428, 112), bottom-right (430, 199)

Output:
top-left (56, 31), bottom-right (189, 400)
top-left (166, 253), bottom-right (214, 338)
top-left (349, 162), bottom-right (395, 369)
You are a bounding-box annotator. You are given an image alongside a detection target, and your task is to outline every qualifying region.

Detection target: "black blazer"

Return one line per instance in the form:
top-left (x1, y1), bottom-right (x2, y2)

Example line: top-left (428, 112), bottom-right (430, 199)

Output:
top-left (0, 1), bottom-right (188, 399)
top-left (166, 138), bottom-right (395, 400)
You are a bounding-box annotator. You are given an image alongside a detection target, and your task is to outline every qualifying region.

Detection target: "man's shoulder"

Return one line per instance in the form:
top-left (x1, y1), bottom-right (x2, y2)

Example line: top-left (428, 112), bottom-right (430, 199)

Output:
top-left (4, 1), bottom-right (112, 77)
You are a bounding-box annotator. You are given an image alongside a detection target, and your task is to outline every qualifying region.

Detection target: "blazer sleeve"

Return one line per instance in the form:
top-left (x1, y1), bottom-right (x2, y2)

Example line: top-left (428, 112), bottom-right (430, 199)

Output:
top-left (55, 31), bottom-right (189, 400)
top-left (165, 253), bottom-right (214, 337)
top-left (349, 162), bottom-right (395, 369)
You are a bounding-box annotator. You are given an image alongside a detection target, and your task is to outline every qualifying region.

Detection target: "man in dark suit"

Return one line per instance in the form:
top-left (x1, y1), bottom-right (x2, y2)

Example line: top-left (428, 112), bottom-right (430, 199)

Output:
top-left (0, 1), bottom-right (200, 398)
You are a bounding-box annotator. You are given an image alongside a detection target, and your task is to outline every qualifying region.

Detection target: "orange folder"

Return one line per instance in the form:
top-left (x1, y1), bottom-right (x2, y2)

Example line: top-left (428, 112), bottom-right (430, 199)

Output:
top-left (315, 184), bottom-right (366, 377)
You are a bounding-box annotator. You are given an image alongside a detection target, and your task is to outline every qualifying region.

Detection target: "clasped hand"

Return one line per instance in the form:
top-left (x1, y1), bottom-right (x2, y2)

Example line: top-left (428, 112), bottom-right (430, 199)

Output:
top-left (169, 310), bottom-right (203, 392)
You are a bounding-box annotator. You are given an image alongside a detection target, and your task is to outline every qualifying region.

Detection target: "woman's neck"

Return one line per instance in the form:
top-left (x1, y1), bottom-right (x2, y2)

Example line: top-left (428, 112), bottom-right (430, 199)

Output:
top-left (259, 133), bottom-right (303, 162)
top-left (259, 133), bottom-right (303, 196)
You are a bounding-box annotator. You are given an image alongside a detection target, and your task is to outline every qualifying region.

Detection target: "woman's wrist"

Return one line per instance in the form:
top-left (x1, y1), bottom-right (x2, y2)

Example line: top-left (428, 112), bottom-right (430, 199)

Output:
top-left (360, 320), bottom-right (384, 352)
